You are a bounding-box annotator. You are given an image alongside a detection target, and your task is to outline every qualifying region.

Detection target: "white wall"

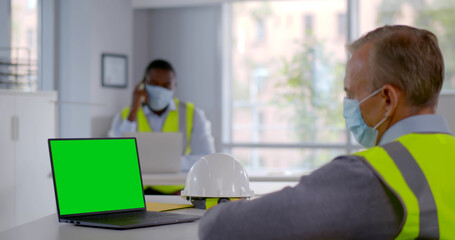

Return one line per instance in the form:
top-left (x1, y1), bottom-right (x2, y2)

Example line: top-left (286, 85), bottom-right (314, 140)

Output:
top-left (133, 5), bottom-right (223, 151)
top-left (58, 0), bottom-right (92, 137)
top-left (90, 0), bottom-right (134, 138)
top-left (58, 0), bottom-right (134, 138)
top-left (133, 10), bottom-right (150, 83)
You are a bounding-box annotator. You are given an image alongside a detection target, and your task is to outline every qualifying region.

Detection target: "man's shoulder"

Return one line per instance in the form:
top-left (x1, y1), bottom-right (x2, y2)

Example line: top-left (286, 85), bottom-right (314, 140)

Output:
top-left (176, 99), bottom-right (205, 113)
top-left (178, 99), bottom-right (196, 107)
top-left (305, 154), bottom-right (378, 185)
top-left (329, 153), bottom-right (371, 169)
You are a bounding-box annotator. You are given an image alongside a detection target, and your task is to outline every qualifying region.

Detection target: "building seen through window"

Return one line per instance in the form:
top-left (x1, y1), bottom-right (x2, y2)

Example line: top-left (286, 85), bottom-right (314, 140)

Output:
top-left (226, 0), bottom-right (455, 174)
top-left (228, 1), bottom-right (348, 174)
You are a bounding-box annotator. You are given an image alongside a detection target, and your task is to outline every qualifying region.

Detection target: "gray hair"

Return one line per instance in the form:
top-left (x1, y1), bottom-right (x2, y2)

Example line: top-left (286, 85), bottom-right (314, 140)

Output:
top-left (347, 25), bottom-right (444, 107)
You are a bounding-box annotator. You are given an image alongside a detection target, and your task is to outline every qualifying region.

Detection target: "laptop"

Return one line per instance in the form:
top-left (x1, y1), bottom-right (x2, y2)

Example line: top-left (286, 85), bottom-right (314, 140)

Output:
top-left (121, 132), bottom-right (182, 174)
top-left (48, 138), bottom-right (199, 229)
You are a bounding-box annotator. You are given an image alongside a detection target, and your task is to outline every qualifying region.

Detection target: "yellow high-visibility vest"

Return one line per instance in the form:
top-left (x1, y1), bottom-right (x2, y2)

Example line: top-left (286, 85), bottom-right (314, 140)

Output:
top-left (121, 98), bottom-right (195, 155)
top-left (354, 133), bottom-right (455, 239)
top-left (121, 98), bottom-right (195, 194)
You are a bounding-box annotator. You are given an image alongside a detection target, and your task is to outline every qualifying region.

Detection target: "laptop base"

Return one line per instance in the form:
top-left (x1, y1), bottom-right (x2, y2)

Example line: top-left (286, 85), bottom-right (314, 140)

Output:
top-left (61, 210), bottom-right (200, 230)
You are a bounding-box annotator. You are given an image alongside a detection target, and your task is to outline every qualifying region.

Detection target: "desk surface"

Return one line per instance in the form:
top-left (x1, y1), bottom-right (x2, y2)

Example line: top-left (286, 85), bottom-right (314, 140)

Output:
top-left (0, 196), bottom-right (205, 240)
top-left (142, 173), bottom-right (302, 185)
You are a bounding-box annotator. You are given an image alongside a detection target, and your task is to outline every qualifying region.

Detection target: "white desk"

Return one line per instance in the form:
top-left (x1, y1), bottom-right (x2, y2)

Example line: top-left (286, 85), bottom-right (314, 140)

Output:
top-left (142, 173), bottom-right (303, 185)
top-left (142, 173), bottom-right (301, 196)
top-left (0, 196), bottom-right (205, 240)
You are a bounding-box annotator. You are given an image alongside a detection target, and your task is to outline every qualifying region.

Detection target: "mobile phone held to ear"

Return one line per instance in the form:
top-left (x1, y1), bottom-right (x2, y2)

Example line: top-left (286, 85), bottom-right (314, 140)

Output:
top-left (138, 80), bottom-right (146, 104)
top-left (138, 82), bottom-right (145, 91)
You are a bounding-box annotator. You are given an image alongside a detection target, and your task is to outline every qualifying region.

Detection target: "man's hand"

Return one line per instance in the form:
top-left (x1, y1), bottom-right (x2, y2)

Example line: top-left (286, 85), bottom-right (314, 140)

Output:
top-left (127, 82), bottom-right (149, 122)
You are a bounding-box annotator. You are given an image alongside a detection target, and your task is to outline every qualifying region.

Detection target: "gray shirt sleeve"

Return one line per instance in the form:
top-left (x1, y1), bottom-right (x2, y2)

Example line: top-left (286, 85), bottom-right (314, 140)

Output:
top-left (108, 113), bottom-right (137, 137)
top-left (181, 108), bottom-right (215, 172)
top-left (198, 155), bottom-right (402, 240)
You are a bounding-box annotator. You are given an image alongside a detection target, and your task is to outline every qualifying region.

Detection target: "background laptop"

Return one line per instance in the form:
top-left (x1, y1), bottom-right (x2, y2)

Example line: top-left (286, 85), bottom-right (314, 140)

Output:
top-left (121, 132), bottom-right (182, 174)
top-left (48, 138), bottom-right (199, 229)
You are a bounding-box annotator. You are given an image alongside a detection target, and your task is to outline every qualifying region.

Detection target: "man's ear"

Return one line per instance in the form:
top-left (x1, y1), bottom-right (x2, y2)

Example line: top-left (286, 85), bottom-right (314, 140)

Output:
top-left (381, 84), bottom-right (401, 117)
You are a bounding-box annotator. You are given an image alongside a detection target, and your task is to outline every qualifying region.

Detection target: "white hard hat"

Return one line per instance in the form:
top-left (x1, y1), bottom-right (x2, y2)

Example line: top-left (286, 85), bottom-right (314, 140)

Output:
top-left (181, 153), bottom-right (254, 200)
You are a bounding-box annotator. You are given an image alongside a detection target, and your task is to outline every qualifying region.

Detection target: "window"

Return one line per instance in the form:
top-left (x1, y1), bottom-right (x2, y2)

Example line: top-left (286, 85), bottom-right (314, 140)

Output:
top-left (26, 0), bottom-right (36, 9)
top-left (27, 28), bottom-right (34, 51)
top-left (303, 14), bottom-right (313, 35)
top-left (337, 13), bottom-right (347, 36)
top-left (0, 0), bottom-right (39, 90)
top-left (227, 1), bottom-right (348, 174)
top-left (358, 0), bottom-right (455, 90)
top-left (286, 14), bottom-right (293, 27)
top-left (224, 0), bottom-right (455, 174)
top-left (256, 18), bottom-right (266, 42)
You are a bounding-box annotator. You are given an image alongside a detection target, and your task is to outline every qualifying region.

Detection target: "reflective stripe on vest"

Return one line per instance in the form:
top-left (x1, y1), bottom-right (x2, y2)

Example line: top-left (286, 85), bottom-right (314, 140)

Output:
top-left (121, 98), bottom-right (195, 195)
top-left (121, 98), bottom-right (195, 155)
top-left (354, 133), bottom-right (455, 239)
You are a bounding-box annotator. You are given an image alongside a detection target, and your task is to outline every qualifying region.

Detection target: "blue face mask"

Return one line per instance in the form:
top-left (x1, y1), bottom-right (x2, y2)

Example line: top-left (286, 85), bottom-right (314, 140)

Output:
top-left (343, 88), bottom-right (387, 148)
top-left (145, 85), bottom-right (174, 111)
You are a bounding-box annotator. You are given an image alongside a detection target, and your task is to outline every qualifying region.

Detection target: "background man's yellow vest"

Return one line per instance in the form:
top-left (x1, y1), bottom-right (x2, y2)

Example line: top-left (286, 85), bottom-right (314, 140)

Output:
top-left (121, 98), bottom-right (195, 194)
top-left (355, 133), bottom-right (455, 239)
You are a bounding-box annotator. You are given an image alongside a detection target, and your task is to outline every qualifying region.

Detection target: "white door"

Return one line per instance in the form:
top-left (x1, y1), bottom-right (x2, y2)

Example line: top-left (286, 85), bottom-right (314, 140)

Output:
top-left (0, 94), bottom-right (16, 231)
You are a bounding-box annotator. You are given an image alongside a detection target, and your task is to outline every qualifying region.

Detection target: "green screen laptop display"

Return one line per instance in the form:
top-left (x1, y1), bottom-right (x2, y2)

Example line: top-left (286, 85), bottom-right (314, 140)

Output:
top-left (49, 138), bottom-right (145, 216)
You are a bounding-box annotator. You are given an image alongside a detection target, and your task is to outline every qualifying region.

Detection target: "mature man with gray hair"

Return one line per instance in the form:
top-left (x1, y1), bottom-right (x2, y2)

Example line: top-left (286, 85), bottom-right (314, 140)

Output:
top-left (199, 25), bottom-right (455, 239)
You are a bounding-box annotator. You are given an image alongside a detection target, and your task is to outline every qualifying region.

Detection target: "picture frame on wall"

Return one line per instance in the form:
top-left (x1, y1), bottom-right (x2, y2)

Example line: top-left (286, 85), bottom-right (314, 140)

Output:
top-left (101, 53), bottom-right (128, 88)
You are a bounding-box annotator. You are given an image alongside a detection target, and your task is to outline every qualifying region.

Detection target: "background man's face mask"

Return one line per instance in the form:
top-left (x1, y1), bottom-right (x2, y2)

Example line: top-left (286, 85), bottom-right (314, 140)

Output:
top-left (343, 88), bottom-right (387, 148)
top-left (145, 85), bottom-right (174, 111)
